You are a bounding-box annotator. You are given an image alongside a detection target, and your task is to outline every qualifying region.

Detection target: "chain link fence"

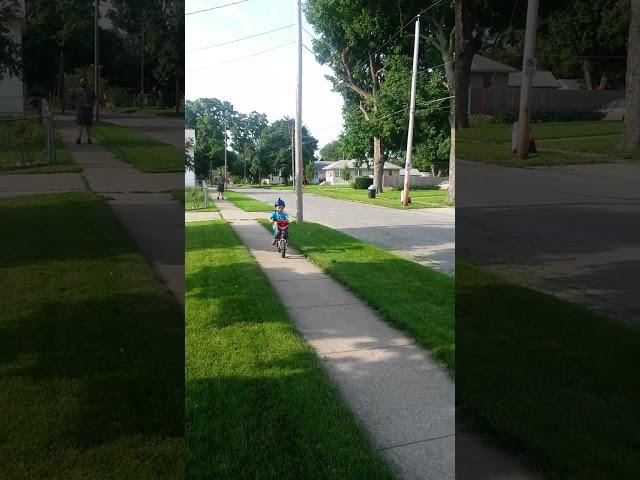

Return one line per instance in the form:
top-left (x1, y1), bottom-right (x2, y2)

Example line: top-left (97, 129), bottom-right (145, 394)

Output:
top-left (0, 97), bottom-right (56, 170)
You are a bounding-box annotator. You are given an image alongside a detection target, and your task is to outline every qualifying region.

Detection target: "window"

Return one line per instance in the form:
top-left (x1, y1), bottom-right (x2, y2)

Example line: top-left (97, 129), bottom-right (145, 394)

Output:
top-left (336, 169), bottom-right (340, 178)
top-left (483, 72), bottom-right (494, 88)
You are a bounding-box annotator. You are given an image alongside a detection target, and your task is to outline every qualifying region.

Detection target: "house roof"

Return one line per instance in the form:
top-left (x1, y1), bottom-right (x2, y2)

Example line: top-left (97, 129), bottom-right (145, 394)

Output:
top-left (313, 161), bottom-right (331, 171)
top-left (323, 159), bottom-right (401, 170)
top-left (471, 54), bottom-right (518, 73)
top-left (557, 78), bottom-right (583, 90)
top-left (399, 168), bottom-right (423, 176)
top-left (509, 70), bottom-right (559, 88)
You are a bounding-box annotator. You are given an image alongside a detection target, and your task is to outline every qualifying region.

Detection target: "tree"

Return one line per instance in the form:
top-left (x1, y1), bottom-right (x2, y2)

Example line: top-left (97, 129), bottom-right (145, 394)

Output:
top-left (109, 0), bottom-right (184, 111)
top-left (231, 111), bottom-right (268, 181)
top-left (619, 0), bottom-right (639, 149)
top-left (258, 117), bottom-right (318, 181)
top-left (319, 138), bottom-right (344, 161)
top-left (0, 0), bottom-right (21, 81)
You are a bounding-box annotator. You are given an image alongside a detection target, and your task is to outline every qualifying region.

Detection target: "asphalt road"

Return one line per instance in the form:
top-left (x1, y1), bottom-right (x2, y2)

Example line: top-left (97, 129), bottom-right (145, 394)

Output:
top-left (101, 113), bottom-right (184, 148)
top-left (236, 188), bottom-right (455, 275)
top-left (457, 159), bottom-right (640, 323)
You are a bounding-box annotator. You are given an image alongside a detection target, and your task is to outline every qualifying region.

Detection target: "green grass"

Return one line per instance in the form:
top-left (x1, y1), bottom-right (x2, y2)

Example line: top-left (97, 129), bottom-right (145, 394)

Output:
top-left (0, 192), bottom-right (183, 479)
top-left (1, 130), bottom-right (81, 174)
top-left (185, 220), bottom-right (395, 479)
top-left (234, 184), bottom-right (294, 190)
top-left (459, 120), bottom-right (624, 143)
top-left (93, 121), bottom-right (182, 172)
top-left (109, 106), bottom-right (184, 117)
top-left (303, 184), bottom-right (449, 208)
top-left (225, 190), bottom-right (273, 211)
top-left (456, 120), bottom-right (640, 166)
top-left (261, 221), bottom-right (455, 373)
top-left (182, 187), bottom-right (219, 212)
top-left (457, 261), bottom-right (640, 479)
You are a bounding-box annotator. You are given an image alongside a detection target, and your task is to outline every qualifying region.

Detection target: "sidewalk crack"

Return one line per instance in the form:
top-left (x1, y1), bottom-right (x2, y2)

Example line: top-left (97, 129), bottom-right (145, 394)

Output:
top-left (379, 433), bottom-right (455, 452)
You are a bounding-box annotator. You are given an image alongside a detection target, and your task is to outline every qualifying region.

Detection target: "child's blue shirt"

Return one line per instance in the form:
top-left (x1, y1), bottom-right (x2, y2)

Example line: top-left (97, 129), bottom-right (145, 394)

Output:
top-left (270, 211), bottom-right (289, 222)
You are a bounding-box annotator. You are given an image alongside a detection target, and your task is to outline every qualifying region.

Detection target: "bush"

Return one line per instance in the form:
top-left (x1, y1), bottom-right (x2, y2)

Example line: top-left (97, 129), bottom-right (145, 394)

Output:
top-left (354, 176), bottom-right (374, 189)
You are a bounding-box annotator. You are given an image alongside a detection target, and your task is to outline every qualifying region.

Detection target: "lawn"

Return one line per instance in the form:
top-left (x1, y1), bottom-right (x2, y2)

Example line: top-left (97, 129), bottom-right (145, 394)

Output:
top-left (93, 121), bottom-right (182, 172)
top-left (260, 221), bottom-right (455, 373)
top-left (225, 190), bottom-right (273, 211)
top-left (109, 106), bottom-right (184, 117)
top-left (304, 184), bottom-right (450, 208)
top-left (234, 184), bottom-right (293, 190)
top-left (185, 220), bottom-right (394, 479)
top-left (0, 192), bottom-right (183, 479)
top-left (180, 187), bottom-right (219, 212)
top-left (457, 120), bottom-right (640, 166)
top-left (457, 261), bottom-right (640, 479)
top-left (1, 130), bottom-right (81, 175)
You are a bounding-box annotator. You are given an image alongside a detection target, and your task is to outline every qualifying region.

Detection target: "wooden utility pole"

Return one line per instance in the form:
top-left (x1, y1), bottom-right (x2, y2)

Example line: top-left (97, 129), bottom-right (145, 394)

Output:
top-left (291, 127), bottom-right (295, 191)
top-left (516, 0), bottom-right (539, 160)
top-left (402, 15), bottom-right (420, 206)
top-left (224, 120), bottom-right (228, 186)
top-left (141, 10), bottom-right (145, 106)
top-left (94, 0), bottom-right (100, 121)
top-left (295, 0), bottom-right (303, 223)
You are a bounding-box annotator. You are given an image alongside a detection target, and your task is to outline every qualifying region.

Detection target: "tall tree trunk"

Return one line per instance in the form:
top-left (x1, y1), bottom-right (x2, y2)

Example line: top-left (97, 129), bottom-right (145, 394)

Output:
top-left (597, 72), bottom-right (609, 90)
top-left (619, 0), bottom-right (640, 149)
top-left (373, 136), bottom-right (384, 191)
top-left (455, 0), bottom-right (474, 128)
top-left (583, 60), bottom-right (594, 90)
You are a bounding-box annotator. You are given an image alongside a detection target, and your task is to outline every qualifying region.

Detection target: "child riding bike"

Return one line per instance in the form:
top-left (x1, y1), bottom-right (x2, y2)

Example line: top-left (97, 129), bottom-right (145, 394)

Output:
top-left (270, 198), bottom-right (289, 245)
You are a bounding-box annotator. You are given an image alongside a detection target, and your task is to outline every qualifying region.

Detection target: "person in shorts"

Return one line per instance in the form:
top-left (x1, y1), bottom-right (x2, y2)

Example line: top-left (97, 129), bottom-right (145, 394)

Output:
top-left (216, 176), bottom-right (225, 200)
top-left (69, 77), bottom-right (96, 144)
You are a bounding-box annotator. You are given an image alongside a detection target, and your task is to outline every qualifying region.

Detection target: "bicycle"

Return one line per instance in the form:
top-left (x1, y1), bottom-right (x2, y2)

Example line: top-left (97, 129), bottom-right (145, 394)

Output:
top-left (275, 220), bottom-right (289, 258)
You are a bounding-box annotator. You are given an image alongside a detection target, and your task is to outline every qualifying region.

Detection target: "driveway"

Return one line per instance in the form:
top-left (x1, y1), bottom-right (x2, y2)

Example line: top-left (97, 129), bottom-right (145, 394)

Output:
top-left (101, 113), bottom-right (184, 148)
top-left (457, 159), bottom-right (640, 323)
top-left (235, 188), bottom-right (455, 275)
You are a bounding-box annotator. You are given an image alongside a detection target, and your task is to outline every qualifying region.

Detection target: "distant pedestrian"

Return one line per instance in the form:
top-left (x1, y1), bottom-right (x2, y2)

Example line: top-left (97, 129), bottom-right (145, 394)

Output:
top-left (69, 77), bottom-right (96, 144)
top-left (216, 176), bottom-right (225, 200)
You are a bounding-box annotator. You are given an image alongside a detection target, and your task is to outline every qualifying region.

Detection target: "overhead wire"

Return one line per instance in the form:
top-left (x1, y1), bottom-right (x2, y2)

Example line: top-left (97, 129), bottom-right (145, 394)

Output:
top-left (187, 24), bottom-right (293, 53)
top-left (187, 41), bottom-right (295, 72)
top-left (186, 0), bottom-right (249, 16)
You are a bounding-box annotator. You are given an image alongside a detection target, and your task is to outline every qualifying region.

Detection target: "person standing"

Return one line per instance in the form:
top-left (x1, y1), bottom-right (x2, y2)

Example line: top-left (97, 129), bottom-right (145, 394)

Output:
top-left (69, 77), bottom-right (96, 144)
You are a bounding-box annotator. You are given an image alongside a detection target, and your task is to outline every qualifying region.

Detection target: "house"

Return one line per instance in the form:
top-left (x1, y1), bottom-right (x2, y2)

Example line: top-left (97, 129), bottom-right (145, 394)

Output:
top-left (470, 54), bottom-right (517, 88)
top-left (311, 161), bottom-right (331, 184)
top-left (509, 70), bottom-right (559, 89)
top-left (322, 159), bottom-right (401, 185)
top-left (0, 0), bottom-right (25, 113)
top-left (399, 168), bottom-right (427, 177)
top-left (557, 79), bottom-right (584, 90)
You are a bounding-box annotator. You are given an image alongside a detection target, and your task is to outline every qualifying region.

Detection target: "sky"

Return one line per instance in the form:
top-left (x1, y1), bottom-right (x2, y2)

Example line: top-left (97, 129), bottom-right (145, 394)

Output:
top-left (185, 0), bottom-right (344, 150)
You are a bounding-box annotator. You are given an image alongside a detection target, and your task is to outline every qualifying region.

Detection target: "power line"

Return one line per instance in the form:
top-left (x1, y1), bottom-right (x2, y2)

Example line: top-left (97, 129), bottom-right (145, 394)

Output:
top-left (187, 24), bottom-right (293, 52)
top-left (186, 0), bottom-right (249, 15)
top-left (187, 41), bottom-right (294, 72)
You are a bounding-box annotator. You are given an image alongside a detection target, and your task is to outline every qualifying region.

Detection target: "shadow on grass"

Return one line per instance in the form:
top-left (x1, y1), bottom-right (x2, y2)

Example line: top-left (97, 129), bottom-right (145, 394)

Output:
top-left (456, 261), bottom-right (640, 479)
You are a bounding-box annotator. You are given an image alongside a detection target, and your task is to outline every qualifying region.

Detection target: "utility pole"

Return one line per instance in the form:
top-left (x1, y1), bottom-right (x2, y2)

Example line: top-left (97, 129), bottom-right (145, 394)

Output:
top-left (402, 15), bottom-right (420, 206)
top-left (94, 0), bottom-right (100, 122)
top-left (291, 127), bottom-right (295, 191)
top-left (141, 9), bottom-right (145, 106)
top-left (223, 120), bottom-right (228, 186)
top-left (295, 0), bottom-right (303, 223)
top-left (516, 0), bottom-right (539, 160)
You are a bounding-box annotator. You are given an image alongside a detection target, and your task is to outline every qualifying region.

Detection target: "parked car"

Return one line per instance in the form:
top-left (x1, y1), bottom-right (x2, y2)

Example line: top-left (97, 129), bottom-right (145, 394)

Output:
top-left (599, 98), bottom-right (626, 121)
top-left (437, 180), bottom-right (450, 190)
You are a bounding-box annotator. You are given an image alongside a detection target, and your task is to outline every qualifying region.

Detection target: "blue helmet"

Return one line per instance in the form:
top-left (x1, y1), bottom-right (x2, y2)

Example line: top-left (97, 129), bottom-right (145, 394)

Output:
top-left (274, 198), bottom-right (285, 207)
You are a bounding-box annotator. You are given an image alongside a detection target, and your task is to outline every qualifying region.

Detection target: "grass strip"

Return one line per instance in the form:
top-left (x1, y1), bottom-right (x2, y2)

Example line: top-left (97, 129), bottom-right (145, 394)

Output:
top-left (185, 220), bottom-right (394, 479)
top-left (459, 121), bottom-right (623, 143)
top-left (1, 129), bottom-right (80, 175)
top-left (0, 192), bottom-right (183, 479)
top-left (457, 260), bottom-right (640, 480)
top-left (93, 121), bottom-right (182, 172)
top-left (225, 190), bottom-right (273, 211)
top-left (303, 185), bottom-right (449, 209)
top-left (260, 220), bottom-right (455, 373)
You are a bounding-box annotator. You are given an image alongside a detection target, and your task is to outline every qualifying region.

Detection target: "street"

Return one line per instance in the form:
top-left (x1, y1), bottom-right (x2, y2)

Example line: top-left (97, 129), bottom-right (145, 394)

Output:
top-left (457, 159), bottom-right (640, 323)
top-left (236, 188), bottom-right (455, 275)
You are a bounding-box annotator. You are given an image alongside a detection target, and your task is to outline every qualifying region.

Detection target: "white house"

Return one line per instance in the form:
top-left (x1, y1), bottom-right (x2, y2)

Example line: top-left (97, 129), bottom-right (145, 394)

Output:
top-left (185, 129), bottom-right (196, 187)
top-left (470, 54), bottom-right (517, 88)
top-left (322, 159), bottom-right (401, 185)
top-left (0, 0), bottom-right (25, 113)
top-left (311, 161), bottom-right (331, 184)
top-left (509, 70), bottom-right (559, 89)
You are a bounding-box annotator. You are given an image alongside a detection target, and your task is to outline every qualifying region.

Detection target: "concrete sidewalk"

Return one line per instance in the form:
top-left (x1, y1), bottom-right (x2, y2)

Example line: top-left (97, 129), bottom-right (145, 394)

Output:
top-left (0, 173), bottom-right (85, 197)
top-left (217, 199), bottom-right (542, 480)
top-left (217, 200), bottom-right (454, 480)
top-left (57, 117), bottom-right (184, 302)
